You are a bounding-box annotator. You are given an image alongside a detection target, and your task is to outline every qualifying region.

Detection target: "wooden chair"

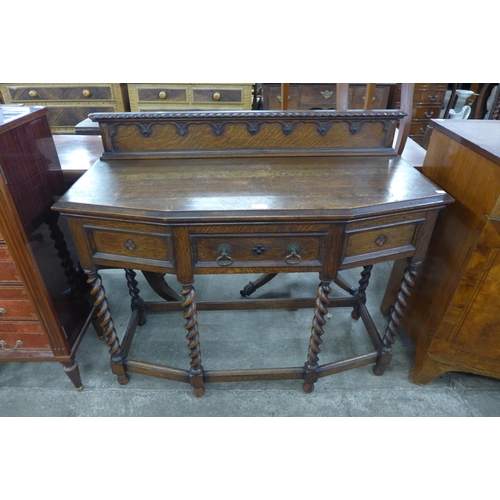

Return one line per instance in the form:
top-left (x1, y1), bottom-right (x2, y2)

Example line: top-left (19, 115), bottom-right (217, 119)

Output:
top-left (239, 83), bottom-right (415, 298)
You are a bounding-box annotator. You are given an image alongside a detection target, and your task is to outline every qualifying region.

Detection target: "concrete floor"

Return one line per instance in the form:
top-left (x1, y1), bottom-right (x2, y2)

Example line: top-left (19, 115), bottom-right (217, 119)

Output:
top-left (1, 263), bottom-right (500, 417)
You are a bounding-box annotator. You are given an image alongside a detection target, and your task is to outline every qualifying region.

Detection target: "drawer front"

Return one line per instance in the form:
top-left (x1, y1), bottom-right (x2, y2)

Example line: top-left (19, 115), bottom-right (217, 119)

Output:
top-left (84, 221), bottom-right (174, 271)
top-left (351, 85), bottom-right (390, 109)
top-left (299, 85), bottom-right (338, 107)
top-left (0, 259), bottom-right (22, 283)
top-left (413, 86), bottom-right (447, 104)
top-left (412, 104), bottom-right (442, 120)
top-left (0, 286), bottom-right (37, 320)
top-left (6, 85), bottom-right (114, 101)
top-left (46, 105), bottom-right (116, 129)
top-left (0, 322), bottom-right (50, 352)
top-left (340, 213), bottom-right (426, 267)
top-left (137, 87), bottom-right (188, 103)
top-left (192, 232), bottom-right (327, 270)
top-left (264, 85), bottom-right (301, 109)
top-left (192, 88), bottom-right (243, 104)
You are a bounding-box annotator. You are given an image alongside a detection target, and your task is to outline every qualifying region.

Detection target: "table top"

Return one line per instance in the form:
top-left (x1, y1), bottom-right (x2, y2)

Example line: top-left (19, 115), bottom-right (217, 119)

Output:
top-left (54, 155), bottom-right (451, 224)
top-left (430, 119), bottom-right (500, 166)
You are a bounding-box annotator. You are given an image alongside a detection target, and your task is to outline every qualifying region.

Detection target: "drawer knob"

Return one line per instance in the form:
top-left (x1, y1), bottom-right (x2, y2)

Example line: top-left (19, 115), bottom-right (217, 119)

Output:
top-left (82, 89), bottom-right (91, 97)
top-left (124, 238), bottom-right (137, 252)
top-left (0, 340), bottom-right (23, 350)
top-left (285, 243), bottom-right (301, 265)
top-left (252, 244), bottom-right (266, 256)
top-left (28, 90), bottom-right (38, 98)
top-left (216, 244), bottom-right (232, 266)
top-left (0, 307), bottom-right (5, 315)
top-left (428, 95), bottom-right (438, 101)
top-left (158, 91), bottom-right (167, 99)
top-left (375, 235), bottom-right (388, 247)
top-left (213, 92), bottom-right (221, 101)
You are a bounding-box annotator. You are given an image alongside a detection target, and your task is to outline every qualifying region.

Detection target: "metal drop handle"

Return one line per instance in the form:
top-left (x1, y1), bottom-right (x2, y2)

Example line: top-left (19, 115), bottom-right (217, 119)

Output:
top-left (285, 243), bottom-right (301, 265)
top-left (216, 244), bottom-right (233, 266)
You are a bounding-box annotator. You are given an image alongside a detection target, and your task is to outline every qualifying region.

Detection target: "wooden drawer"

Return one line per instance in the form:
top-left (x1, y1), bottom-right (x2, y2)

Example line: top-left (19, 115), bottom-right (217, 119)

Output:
top-left (0, 322), bottom-right (50, 352)
top-left (351, 85), bottom-right (391, 109)
top-left (0, 286), bottom-right (37, 320)
top-left (410, 121), bottom-right (431, 137)
top-left (191, 227), bottom-right (327, 270)
top-left (340, 212), bottom-right (426, 267)
top-left (413, 85), bottom-right (447, 104)
top-left (0, 259), bottom-right (22, 283)
top-left (412, 104), bottom-right (442, 120)
top-left (192, 87), bottom-right (243, 104)
top-left (83, 220), bottom-right (174, 271)
top-left (136, 86), bottom-right (188, 103)
top-left (5, 85), bottom-right (115, 101)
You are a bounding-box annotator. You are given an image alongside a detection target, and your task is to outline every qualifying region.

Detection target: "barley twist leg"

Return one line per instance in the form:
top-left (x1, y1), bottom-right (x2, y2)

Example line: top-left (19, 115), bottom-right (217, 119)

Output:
top-left (125, 269), bottom-right (146, 326)
top-left (86, 270), bottom-right (129, 384)
top-left (351, 265), bottom-right (373, 320)
top-left (181, 283), bottom-right (204, 397)
top-left (374, 260), bottom-right (419, 375)
top-left (303, 280), bottom-right (332, 393)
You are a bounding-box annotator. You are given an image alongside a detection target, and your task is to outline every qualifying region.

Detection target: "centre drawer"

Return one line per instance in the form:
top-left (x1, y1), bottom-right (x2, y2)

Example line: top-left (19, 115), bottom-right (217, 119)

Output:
top-left (191, 225), bottom-right (328, 270)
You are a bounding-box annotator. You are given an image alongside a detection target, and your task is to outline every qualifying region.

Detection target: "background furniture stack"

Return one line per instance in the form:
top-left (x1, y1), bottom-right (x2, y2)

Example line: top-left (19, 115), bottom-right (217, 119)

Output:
top-left (0, 105), bottom-right (95, 388)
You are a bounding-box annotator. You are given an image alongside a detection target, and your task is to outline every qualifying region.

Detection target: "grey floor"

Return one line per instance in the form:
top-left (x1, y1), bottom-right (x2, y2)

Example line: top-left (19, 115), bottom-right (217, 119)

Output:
top-left (1, 262), bottom-right (499, 417)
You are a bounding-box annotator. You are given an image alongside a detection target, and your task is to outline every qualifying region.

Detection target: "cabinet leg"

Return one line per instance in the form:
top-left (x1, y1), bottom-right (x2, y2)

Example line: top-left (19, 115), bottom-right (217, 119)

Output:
top-left (374, 260), bottom-right (419, 376)
top-left (86, 270), bottom-right (129, 385)
top-left (125, 269), bottom-right (146, 326)
top-left (351, 265), bottom-right (373, 320)
top-left (61, 360), bottom-right (83, 391)
top-left (181, 283), bottom-right (205, 397)
top-left (303, 279), bottom-right (332, 393)
top-left (409, 354), bottom-right (445, 385)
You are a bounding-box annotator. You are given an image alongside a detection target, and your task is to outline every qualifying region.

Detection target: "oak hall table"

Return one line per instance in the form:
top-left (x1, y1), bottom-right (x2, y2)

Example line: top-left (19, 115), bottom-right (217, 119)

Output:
top-left (53, 110), bottom-right (453, 396)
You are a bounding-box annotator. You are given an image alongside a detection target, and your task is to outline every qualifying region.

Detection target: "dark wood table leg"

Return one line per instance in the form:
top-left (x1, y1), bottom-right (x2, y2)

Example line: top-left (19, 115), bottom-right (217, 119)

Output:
top-left (374, 259), bottom-right (419, 375)
top-left (125, 269), bottom-right (146, 326)
top-left (86, 269), bottom-right (129, 385)
top-left (180, 283), bottom-right (205, 397)
top-left (61, 360), bottom-right (83, 391)
top-left (303, 278), bottom-right (332, 393)
top-left (351, 265), bottom-right (373, 320)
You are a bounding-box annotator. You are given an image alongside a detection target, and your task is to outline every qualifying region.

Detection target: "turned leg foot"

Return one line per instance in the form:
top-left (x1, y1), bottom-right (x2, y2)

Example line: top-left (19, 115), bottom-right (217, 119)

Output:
top-left (62, 360), bottom-right (83, 390)
top-left (303, 279), bottom-right (332, 393)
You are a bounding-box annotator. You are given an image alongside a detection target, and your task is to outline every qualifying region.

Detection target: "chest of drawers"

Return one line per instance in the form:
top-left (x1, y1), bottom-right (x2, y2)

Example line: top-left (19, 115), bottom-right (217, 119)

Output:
top-left (0, 83), bottom-right (129, 133)
top-left (0, 106), bottom-right (95, 388)
top-left (127, 83), bottom-right (253, 111)
top-left (261, 83), bottom-right (393, 110)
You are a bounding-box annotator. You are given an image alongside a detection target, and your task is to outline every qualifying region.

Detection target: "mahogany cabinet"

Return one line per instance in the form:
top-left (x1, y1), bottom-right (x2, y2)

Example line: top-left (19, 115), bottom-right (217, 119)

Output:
top-left (0, 105), bottom-right (95, 388)
top-left (381, 119), bottom-right (500, 384)
top-left (0, 83), bottom-right (129, 134)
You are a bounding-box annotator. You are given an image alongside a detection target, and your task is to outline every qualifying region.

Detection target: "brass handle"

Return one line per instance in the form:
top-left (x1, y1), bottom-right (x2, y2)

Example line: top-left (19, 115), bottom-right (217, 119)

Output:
top-left (0, 308), bottom-right (5, 315)
top-left (213, 92), bottom-right (221, 101)
top-left (82, 89), bottom-right (91, 97)
top-left (420, 127), bottom-right (427, 134)
top-left (285, 243), bottom-right (301, 265)
top-left (28, 90), bottom-right (38, 98)
top-left (0, 340), bottom-right (23, 350)
top-left (362, 96), bottom-right (376, 102)
top-left (320, 90), bottom-right (333, 99)
top-left (158, 91), bottom-right (167, 99)
top-left (216, 244), bottom-right (232, 266)
top-left (428, 95), bottom-right (438, 101)
top-left (277, 95), bottom-right (290, 102)
top-left (424, 111), bottom-right (434, 118)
